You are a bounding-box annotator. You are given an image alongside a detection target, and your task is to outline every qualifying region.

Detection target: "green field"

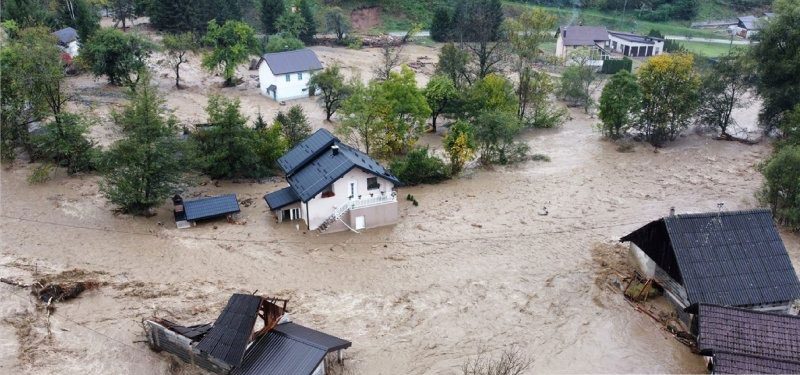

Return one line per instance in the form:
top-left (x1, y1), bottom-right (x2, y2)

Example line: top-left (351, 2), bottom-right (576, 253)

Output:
top-left (679, 41), bottom-right (739, 57)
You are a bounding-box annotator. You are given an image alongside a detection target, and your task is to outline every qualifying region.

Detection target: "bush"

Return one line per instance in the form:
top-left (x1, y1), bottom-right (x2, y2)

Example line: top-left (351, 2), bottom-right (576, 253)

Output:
top-left (761, 145), bottom-right (800, 230)
top-left (530, 153), bottom-right (550, 162)
top-left (601, 58), bottom-right (632, 74)
top-left (265, 35), bottom-right (304, 53)
top-left (390, 148), bottom-right (449, 186)
top-left (27, 163), bottom-right (54, 184)
top-left (33, 113), bottom-right (97, 174)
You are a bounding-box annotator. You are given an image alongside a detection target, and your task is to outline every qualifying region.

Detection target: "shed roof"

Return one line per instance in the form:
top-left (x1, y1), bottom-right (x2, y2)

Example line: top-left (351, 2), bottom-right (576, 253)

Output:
top-left (53, 27), bottom-right (78, 44)
top-left (696, 304), bottom-right (800, 374)
top-left (557, 26), bottom-right (609, 46)
top-left (264, 186), bottom-right (300, 210)
top-left (609, 31), bottom-right (663, 44)
top-left (183, 194), bottom-right (240, 222)
top-left (260, 48), bottom-right (323, 75)
top-left (620, 209), bottom-right (800, 307)
top-left (273, 322), bottom-right (352, 352)
top-left (738, 15), bottom-right (761, 30)
top-left (196, 294), bottom-right (262, 368)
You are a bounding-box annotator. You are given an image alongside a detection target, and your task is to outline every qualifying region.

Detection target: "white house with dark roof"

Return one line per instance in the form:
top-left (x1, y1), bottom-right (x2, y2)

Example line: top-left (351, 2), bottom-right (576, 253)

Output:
top-left (608, 31), bottom-right (664, 57)
top-left (257, 48), bottom-right (323, 101)
top-left (730, 15), bottom-right (764, 39)
top-left (53, 27), bottom-right (79, 58)
top-left (264, 129), bottom-right (401, 233)
top-left (554, 25), bottom-right (610, 66)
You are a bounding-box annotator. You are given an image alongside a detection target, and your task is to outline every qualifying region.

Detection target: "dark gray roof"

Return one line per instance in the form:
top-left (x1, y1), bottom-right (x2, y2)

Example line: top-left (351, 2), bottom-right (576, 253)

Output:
top-left (196, 294), bottom-right (261, 368)
top-left (260, 48), bottom-right (323, 75)
top-left (159, 319), bottom-right (213, 341)
top-left (264, 186), bottom-right (300, 210)
top-left (233, 323), bottom-right (351, 375)
top-left (621, 209), bottom-right (800, 307)
top-left (609, 31), bottom-right (663, 44)
top-left (183, 194), bottom-right (240, 221)
top-left (53, 27), bottom-right (78, 45)
top-left (696, 304), bottom-right (800, 374)
top-left (277, 128), bottom-right (337, 176)
top-left (738, 15), bottom-right (761, 30)
top-left (557, 26), bottom-right (609, 46)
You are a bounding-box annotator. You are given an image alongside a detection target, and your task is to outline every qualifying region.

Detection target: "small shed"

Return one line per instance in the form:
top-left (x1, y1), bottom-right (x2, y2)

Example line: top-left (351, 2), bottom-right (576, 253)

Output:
top-left (173, 194), bottom-right (240, 228)
top-left (693, 303), bottom-right (800, 374)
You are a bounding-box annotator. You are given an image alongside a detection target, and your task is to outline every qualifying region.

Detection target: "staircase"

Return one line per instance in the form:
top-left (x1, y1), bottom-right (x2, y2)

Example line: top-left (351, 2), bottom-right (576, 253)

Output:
top-left (317, 202), bottom-right (353, 233)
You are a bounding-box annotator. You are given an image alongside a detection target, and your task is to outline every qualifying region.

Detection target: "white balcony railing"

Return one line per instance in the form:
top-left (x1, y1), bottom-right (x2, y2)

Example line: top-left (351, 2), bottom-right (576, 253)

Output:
top-left (350, 193), bottom-right (397, 209)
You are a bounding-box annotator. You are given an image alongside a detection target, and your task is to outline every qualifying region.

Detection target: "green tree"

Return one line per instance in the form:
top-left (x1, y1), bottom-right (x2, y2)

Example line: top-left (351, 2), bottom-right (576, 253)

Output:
top-left (275, 11), bottom-right (305, 39)
top-left (697, 49), bottom-right (752, 139)
top-left (435, 43), bottom-right (470, 88)
top-left (57, 0), bottom-right (100, 39)
top-left (101, 75), bottom-right (185, 214)
top-left (636, 53), bottom-right (700, 147)
top-left (81, 28), bottom-right (154, 87)
top-left (264, 34), bottom-right (304, 52)
top-left (162, 32), bottom-right (198, 88)
top-left (202, 20), bottom-right (258, 87)
top-left (1, 0), bottom-right (54, 28)
top-left (149, 0), bottom-right (202, 32)
top-left (522, 69), bottom-right (565, 129)
top-left (297, 0), bottom-right (316, 44)
top-left (598, 70), bottom-right (641, 139)
top-left (751, 0), bottom-right (800, 131)
top-left (324, 7), bottom-right (349, 43)
top-left (506, 8), bottom-right (557, 120)
top-left (337, 80), bottom-right (388, 156)
top-left (260, 0), bottom-right (284, 34)
top-left (109, 0), bottom-right (136, 29)
top-left (254, 118), bottom-right (288, 173)
top-left (453, 0), bottom-right (505, 80)
top-left (466, 74), bottom-right (518, 117)
top-left (473, 110), bottom-right (527, 165)
top-left (559, 51), bottom-right (599, 114)
top-left (381, 66), bottom-right (432, 156)
top-left (430, 7), bottom-right (452, 42)
top-left (308, 65), bottom-right (351, 121)
top-left (761, 145), bottom-right (800, 230)
top-left (424, 75), bottom-right (457, 132)
top-left (778, 104), bottom-right (800, 148)
top-left (33, 113), bottom-right (97, 174)
top-left (443, 120), bottom-right (476, 174)
top-left (389, 148), bottom-right (449, 186)
top-left (274, 105), bottom-right (312, 148)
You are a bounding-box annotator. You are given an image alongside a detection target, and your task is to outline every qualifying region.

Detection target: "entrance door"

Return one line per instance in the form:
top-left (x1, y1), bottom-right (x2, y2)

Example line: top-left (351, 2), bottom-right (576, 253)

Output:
top-left (355, 216), bottom-right (365, 230)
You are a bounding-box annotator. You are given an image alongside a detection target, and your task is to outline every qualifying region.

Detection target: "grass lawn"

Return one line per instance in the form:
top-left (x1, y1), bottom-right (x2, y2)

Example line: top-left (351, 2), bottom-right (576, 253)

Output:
top-left (679, 40), bottom-right (738, 57)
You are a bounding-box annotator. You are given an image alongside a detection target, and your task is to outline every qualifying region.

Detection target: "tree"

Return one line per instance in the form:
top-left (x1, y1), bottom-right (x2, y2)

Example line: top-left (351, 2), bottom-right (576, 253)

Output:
top-left (453, 0), bottom-right (505, 80)
top-left (162, 32), bottom-right (198, 88)
top-left (473, 110), bottom-right (527, 165)
top-left (523, 70), bottom-right (565, 129)
top-left (598, 70), bottom-right (641, 139)
top-left (697, 49), bottom-right (752, 139)
top-left (275, 11), bottom-right (305, 39)
top-left (559, 50), bottom-right (600, 113)
top-left (324, 7), bottom-right (350, 43)
top-left (192, 95), bottom-right (262, 179)
top-left (761, 145), bottom-right (800, 230)
top-left (33, 113), bottom-right (97, 174)
top-left (337, 80), bottom-right (388, 156)
top-left (436, 43), bottom-right (470, 88)
top-left (373, 43), bottom-right (403, 81)
top-left (57, 0), bottom-right (100, 39)
top-left (149, 0), bottom-right (202, 32)
top-left (308, 65), bottom-right (351, 121)
top-left (636, 53), bottom-right (700, 147)
top-left (264, 34), bottom-right (304, 52)
top-left (443, 120), bottom-right (475, 174)
top-left (380, 66), bottom-right (432, 156)
top-left (202, 20), bottom-right (258, 87)
top-left (101, 75), bottom-right (185, 214)
top-left (778, 104), bottom-right (800, 148)
top-left (430, 7), bottom-right (452, 42)
top-left (260, 0), bottom-right (284, 35)
top-left (297, 0), bottom-right (316, 44)
top-left (274, 105), bottom-right (311, 148)
top-left (506, 8), bottom-right (557, 119)
top-left (466, 74), bottom-right (518, 116)
top-left (389, 148), bottom-right (449, 185)
top-left (751, 0), bottom-right (800, 131)
top-left (1, 0), bottom-right (54, 28)
top-left (81, 28), bottom-right (154, 87)
top-left (253, 118), bottom-right (288, 173)
top-left (109, 0), bottom-right (136, 29)
top-left (424, 75), bottom-right (457, 132)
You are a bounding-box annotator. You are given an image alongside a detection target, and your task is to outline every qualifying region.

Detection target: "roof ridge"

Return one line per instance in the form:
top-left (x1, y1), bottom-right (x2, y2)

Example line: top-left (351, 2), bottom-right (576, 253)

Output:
top-left (700, 303), bottom-right (800, 321)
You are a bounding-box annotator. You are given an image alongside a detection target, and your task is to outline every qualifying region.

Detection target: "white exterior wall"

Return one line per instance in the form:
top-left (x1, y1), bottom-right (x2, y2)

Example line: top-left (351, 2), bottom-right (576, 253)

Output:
top-left (555, 33), bottom-right (565, 59)
top-left (65, 41), bottom-right (79, 57)
top-left (608, 34), bottom-right (664, 57)
top-left (303, 169), bottom-right (396, 230)
top-left (258, 63), bottom-right (319, 101)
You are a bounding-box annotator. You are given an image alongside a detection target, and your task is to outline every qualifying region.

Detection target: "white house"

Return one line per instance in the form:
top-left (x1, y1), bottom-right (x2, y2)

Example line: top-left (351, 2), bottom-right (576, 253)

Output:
top-left (608, 31), bottom-right (664, 57)
top-left (53, 27), bottom-right (79, 58)
top-left (554, 25), bottom-right (610, 66)
top-left (264, 129), bottom-right (401, 233)
top-left (257, 48), bottom-right (323, 101)
top-left (729, 15), bottom-right (763, 39)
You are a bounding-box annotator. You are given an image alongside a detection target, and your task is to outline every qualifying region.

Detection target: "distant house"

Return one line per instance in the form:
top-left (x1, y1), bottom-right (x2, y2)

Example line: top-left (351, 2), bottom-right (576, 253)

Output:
top-left (264, 129), bottom-right (401, 233)
top-left (257, 48), bottom-right (323, 101)
top-left (608, 31), bottom-right (664, 57)
top-left (730, 15), bottom-right (763, 38)
top-left (620, 209), bottom-right (800, 323)
top-left (53, 27), bottom-right (79, 58)
top-left (692, 304), bottom-right (800, 374)
top-left (554, 25), bottom-right (610, 66)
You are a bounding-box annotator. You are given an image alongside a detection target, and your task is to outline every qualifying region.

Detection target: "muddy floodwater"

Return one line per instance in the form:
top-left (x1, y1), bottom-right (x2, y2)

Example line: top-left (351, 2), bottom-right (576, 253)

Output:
top-left (2, 39), bottom-right (799, 374)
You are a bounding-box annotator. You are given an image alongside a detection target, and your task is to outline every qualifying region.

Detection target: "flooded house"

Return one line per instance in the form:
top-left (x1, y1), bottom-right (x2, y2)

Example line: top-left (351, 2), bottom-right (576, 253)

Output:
top-left (144, 294), bottom-right (351, 375)
top-left (257, 48), bottom-right (323, 101)
top-left (172, 194), bottom-right (241, 228)
top-left (554, 25), bottom-right (610, 66)
top-left (53, 26), bottom-right (80, 58)
top-left (620, 209), bottom-right (800, 324)
top-left (264, 129), bottom-right (401, 233)
top-left (692, 303), bottom-right (800, 374)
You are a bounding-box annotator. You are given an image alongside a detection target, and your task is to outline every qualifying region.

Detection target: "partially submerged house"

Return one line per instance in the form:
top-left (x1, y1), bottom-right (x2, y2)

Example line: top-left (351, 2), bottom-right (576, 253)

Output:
top-left (258, 48), bottom-right (323, 101)
top-left (173, 194), bottom-right (241, 228)
top-left (620, 209), bottom-right (800, 323)
top-left (264, 129), bottom-right (401, 233)
top-left (608, 31), bottom-right (664, 57)
top-left (692, 303), bottom-right (800, 374)
top-left (144, 294), bottom-right (351, 375)
top-left (730, 16), bottom-right (763, 39)
top-left (53, 27), bottom-right (79, 58)
top-left (554, 25), bottom-right (610, 66)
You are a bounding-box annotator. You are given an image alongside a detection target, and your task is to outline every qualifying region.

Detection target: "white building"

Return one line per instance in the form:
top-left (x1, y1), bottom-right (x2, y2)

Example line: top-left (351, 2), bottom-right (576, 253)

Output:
top-left (554, 25), bottom-right (610, 66)
top-left (608, 31), bottom-right (664, 57)
top-left (729, 15), bottom-right (764, 39)
top-left (264, 129), bottom-right (401, 233)
top-left (257, 48), bottom-right (323, 101)
top-left (53, 27), bottom-right (79, 58)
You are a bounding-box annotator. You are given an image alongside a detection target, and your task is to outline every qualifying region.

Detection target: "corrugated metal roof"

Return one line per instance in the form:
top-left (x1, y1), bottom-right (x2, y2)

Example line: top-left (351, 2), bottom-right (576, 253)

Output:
top-left (557, 26), bottom-right (609, 46)
top-left (738, 15), bottom-right (761, 30)
top-left (196, 294), bottom-right (262, 368)
top-left (609, 31), bottom-right (662, 44)
top-left (183, 194), bottom-right (240, 222)
top-left (264, 187), bottom-right (300, 210)
top-left (277, 128), bottom-right (337, 176)
top-left (697, 304), bottom-right (800, 374)
top-left (53, 27), bottom-right (78, 44)
top-left (273, 322), bottom-right (352, 352)
top-left (621, 209), bottom-right (800, 307)
top-left (260, 48), bottom-right (323, 75)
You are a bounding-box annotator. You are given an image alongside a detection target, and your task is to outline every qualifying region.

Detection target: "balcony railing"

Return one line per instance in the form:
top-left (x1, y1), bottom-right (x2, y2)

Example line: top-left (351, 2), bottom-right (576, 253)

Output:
top-left (350, 193), bottom-right (396, 209)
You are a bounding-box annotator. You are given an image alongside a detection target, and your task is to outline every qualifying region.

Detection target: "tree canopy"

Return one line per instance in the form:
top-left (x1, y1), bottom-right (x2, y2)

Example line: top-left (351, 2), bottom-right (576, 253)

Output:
top-left (81, 28), bottom-right (154, 87)
top-left (202, 20), bottom-right (258, 86)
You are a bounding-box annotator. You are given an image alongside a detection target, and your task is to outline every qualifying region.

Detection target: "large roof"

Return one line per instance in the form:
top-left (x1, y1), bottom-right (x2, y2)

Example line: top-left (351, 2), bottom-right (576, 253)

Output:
top-left (53, 27), bottom-right (78, 44)
top-left (609, 31), bottom-right (663, 44)
top-left (260, 48), bottom-right (323, 75)
top-left (621, 209), bottom-right (800, 307)
top-left (557, 26), bottom-right (609, 46)
top-left (696, 304), bottom-right (800, 374)
top-left (271, 129), bottom-right (400, 203)
top-left (183, 194), bottom-right (241, 221)
top-left (738, 15), bottom-right (761, 30)
top-left (196, 294), bottom-right (262, 368)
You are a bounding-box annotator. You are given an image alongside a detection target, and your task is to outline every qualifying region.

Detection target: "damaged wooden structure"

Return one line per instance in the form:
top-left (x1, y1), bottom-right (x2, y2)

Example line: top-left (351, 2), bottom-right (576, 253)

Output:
top-left (143, 294), bottom-right (351, 375)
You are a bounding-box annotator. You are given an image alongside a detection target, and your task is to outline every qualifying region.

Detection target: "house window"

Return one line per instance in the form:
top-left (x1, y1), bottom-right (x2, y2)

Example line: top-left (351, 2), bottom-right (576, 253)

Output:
top-left (297, 72), bottom-right (303, 80)
top-left (367, 177), bottom-right (380, 190)
top-left (321, 185), bottom-right (334, 198)
top-left (285, 74), bottom-right (290, 82)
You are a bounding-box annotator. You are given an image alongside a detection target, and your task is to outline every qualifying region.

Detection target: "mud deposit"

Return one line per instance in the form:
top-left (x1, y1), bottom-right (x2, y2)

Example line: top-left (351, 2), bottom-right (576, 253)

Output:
top-left (2, 28), bottom-right (799, 374)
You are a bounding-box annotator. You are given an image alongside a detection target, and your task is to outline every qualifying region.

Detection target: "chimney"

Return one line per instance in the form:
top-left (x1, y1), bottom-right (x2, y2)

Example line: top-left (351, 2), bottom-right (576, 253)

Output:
top-left (669, 207), bottom-right (675, 217)
top-left (331, 145), bottom-right (339, 155)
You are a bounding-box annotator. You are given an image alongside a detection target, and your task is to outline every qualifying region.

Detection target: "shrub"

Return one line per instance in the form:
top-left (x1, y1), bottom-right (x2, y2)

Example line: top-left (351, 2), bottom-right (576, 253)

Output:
top-left (761, 145), bottom-right (800, 230)
top-left (530, 154), bottom-right (550, 162)
top-left (27, 163), bottom-right (54, 184)
top-left (265, 35), bottom-right (304, 53)
top-left (33, 113), bottom-right (97, 174)
top-left (390, 148), bottom-right (449, 186)
top-left (601, 58), bottom-right (632, 74)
